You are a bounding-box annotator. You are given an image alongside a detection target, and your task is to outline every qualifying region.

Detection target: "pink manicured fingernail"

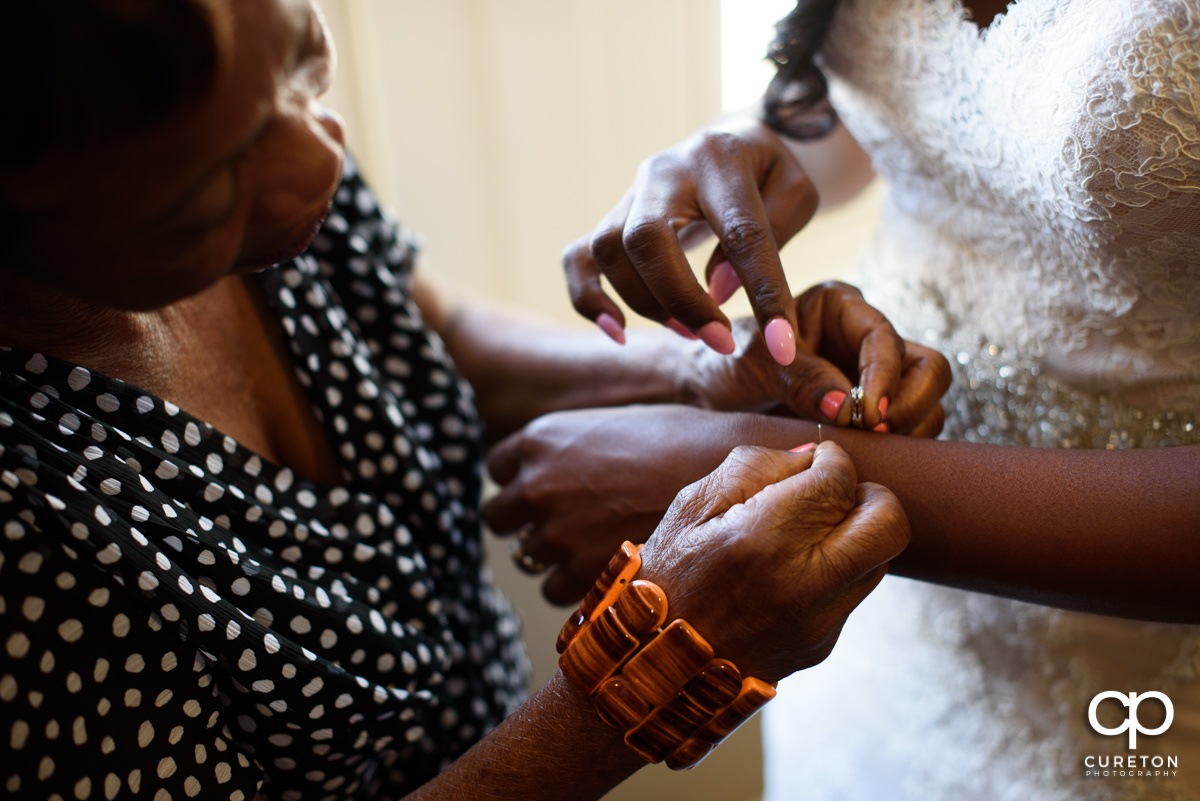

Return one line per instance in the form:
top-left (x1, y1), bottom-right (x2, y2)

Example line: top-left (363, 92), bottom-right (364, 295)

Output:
top-left (664, 318), bottom-right (699, 341)
top-left (878, 396), bottom-right (889, 420)
top-left (708, 261), bottom-right (741, 305)
top-left (596, 312), bottom-right (626, 345)
top-left (821, 390), bottom-right (846, 421)
top-left (790, 442), bottom-right (816, 453)
top-left (696, 321), bottom-right (736, 355)
top-left (764, 317), bottom-right (796, 366)
top-left (873, 423), bottom-right (889, 433)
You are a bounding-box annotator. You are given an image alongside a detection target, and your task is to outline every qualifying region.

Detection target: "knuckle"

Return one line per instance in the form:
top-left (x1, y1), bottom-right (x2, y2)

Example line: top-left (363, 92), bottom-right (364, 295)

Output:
top-left (725, 444), bottom-right (776, 477)
top-left (698, 129), bottom-right (749, 160)
top-left (515, 476), bottom-right (553, 511)
top-left (662, 483), bottom-right (705, 531)
top-left (816, 279), bottom-right (845, 294)
top-left (793, 175), bottom-right (819, 211)
top-left (621, 218), bottom-right (674, 261)
top-left (820, 543), bottom-right (868, 588)
top-left (636, 150), bottom-right (679, 180)
top-left (748, 278), bottom-right (783, 314)
top-left (663, 292), bottom-right (712, 325)
top-left (721, 215), bottom-right (774, 256)
top-left (863, 488), bottom-right (912, 552)
top-left (589, 226), bottom-right (627, 265)
top-left (813, 476), bottom-right (857, 515)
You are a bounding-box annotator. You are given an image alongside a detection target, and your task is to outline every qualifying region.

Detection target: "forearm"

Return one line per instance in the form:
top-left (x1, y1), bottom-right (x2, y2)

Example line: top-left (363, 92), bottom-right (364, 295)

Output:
top-left (725, 415), bottom-right (1200, 621)
top-left (443, 303), bottom-right (695, 440)
top-left (860, 438), bottom-right (1199, 620)
top-left (408, 672), bottom-right (644, 801)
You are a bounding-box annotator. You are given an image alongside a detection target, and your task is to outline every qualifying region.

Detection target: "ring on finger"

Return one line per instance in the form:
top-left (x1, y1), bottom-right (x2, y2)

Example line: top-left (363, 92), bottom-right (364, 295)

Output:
top-left (511, 531), bottom-right (549, 575)
top-left (849, 385), bottom-right (866, 429)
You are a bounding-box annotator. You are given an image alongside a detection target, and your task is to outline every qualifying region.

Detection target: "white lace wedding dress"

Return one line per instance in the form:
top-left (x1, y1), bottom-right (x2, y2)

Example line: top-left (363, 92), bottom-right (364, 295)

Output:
top-left (762, 1), bottom-right (1200, 799)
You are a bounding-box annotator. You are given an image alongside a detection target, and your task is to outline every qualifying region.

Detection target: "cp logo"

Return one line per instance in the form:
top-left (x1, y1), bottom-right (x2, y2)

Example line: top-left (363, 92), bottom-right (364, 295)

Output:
top-left (1088, 691), bottom-right (1174, 749)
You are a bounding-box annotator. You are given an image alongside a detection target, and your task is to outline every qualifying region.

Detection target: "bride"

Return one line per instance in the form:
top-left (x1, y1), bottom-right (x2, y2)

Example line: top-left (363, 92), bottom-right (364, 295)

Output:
top-left (489, 0), bottom-right (1200, 798)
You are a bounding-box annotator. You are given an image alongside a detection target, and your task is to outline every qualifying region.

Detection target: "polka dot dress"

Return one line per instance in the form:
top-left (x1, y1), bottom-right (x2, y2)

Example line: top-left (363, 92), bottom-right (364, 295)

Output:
top-left (0, 157), bottom-right (529, 800)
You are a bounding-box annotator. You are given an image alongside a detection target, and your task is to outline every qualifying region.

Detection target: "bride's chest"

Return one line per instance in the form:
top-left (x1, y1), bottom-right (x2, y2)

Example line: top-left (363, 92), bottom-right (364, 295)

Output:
top-left (824, 0), bottom-right (1200, 243)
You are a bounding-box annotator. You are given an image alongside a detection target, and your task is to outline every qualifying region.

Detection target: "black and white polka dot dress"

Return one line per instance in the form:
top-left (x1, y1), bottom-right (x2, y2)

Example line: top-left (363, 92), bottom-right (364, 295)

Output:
top-left (0, 158), bottom-right (530, 801)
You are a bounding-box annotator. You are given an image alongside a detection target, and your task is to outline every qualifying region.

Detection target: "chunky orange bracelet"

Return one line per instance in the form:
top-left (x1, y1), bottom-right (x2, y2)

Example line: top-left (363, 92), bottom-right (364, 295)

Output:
top-left (557, 542), bottom-right (776, 770)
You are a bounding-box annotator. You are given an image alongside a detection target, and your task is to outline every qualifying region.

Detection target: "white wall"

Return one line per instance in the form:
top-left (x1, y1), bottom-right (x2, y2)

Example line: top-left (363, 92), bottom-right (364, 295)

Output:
top-left (317, 3), bottom-right (883, 799)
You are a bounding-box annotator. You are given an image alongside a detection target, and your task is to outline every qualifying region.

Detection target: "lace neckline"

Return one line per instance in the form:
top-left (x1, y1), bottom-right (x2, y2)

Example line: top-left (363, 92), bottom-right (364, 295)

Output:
top-left (958, 0), bottom-right (1013, 32)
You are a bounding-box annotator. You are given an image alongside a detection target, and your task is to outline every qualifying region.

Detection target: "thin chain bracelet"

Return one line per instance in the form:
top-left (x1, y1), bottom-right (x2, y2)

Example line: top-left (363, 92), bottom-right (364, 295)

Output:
top-left (556, 542), bottom-right (776, 770)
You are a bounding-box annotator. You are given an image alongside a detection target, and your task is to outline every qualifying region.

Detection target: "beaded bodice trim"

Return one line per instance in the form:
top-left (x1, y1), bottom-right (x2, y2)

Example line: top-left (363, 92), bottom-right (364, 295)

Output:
top-left (823, 0), bottom-right (1200, 444)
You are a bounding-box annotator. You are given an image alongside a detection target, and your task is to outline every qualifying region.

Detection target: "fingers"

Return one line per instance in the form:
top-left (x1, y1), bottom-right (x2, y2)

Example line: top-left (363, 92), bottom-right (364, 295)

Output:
top-left (480, 479), bottom-right (532, 539)
top-left (619, 169), bottom-right (737, 353)
top-left (803, 282), bottom-right (904, 429)
top-left (485, 428), bottom-right (521, 486)
top-left (540, 566), bottom-right (593, 607)
top-left (882, 342), bottom-right (954, 435)
top-left (907, 404), bottom-right (947, 439)
top-left (774, 349), bottom-right (856, 424)
top-left (730, 440), bottom-right (861, 536)
top-left (589, 189), bottom-right (682, 324)
top-left (564, 122), bottom-right (819, 364)
top-left (667, 444), bottom-right (818, 529)
top-left (814, 481), bottom-right (911, 581)
top-left (698, 135), bottom-right (819, 363)
top-left (641, 442), bottom-right (906, 681)
top-left (562, 234), bottom-right (627, 345)
top-left (482, 432), bottom-right (536, 536)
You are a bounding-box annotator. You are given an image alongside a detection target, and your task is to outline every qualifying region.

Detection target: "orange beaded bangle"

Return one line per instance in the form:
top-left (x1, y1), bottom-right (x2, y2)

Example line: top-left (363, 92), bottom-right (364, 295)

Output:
top-left (557, 542), bottom-right (776, 770)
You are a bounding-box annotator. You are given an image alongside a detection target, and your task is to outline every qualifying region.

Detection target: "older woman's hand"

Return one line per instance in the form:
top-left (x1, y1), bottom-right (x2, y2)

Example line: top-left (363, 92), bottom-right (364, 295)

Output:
top-left (637, 441), bottom-right (910, 682)
top-left (482, 404), bottom-right (915, 617)
top-left (485, 406), bottom-right (737, 604)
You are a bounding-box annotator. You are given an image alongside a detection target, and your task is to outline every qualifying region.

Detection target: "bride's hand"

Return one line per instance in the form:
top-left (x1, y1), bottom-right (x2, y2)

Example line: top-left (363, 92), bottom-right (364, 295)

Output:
top-left (687, 280), bottom-right (950, 434)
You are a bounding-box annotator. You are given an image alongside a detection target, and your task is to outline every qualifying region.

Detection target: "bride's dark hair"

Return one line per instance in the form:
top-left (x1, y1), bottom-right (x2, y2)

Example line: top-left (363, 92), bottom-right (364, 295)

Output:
top-left (763, 0), bottom-right (841, 140)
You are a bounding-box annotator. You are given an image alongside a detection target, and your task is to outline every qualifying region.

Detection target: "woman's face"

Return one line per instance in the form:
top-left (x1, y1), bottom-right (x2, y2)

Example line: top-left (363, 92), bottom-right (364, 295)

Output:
top-left (10, 0), bottom-right (346, 311)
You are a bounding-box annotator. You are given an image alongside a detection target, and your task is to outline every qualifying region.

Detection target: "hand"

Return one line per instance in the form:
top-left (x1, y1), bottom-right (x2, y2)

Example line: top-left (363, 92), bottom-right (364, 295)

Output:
top-left (484, 406), bottom-right (744, 605)
top-left (563, 116), bottom-right (817, 363)
top-left (637, 442), bottom-right (910, 682)
top-left (690, 281), bottom-right (950, 435)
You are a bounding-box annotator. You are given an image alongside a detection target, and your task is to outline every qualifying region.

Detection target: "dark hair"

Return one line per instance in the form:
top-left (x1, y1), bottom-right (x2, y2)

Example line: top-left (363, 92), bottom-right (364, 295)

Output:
top-left (763, 0), bottom-right (841, 140)
top-left (1, 1), bottom-right (219, 171)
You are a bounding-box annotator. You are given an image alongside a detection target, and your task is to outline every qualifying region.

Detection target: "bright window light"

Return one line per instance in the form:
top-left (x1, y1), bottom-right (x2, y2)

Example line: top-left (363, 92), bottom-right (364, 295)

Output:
top-left (720, 0), bottom-right (795, 112)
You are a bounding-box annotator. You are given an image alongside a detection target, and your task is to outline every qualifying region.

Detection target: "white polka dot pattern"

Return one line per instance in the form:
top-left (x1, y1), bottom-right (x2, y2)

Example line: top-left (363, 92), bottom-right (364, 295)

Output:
top-left (0, 157), bottom-right (529, 800)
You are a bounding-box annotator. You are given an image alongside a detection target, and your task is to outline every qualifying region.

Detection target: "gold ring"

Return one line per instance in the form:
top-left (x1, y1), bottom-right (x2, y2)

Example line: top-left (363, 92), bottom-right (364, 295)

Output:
top-left (510, 535), bottom-right (548, 575)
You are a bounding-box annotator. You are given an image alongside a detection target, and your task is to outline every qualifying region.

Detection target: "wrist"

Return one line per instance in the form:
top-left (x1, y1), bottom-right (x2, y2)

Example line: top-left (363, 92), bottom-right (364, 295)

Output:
top-left (543, 669), bottom-right (649, 773)
top-left (557, 542), bottom-right (776, 770)
top-left (627, 327), bottom-right (708, 407)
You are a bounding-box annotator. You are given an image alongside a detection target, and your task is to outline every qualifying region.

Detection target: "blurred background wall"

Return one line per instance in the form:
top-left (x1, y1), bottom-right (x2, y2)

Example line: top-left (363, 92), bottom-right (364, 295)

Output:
top-left (316, 2), bottom-right (883, 799)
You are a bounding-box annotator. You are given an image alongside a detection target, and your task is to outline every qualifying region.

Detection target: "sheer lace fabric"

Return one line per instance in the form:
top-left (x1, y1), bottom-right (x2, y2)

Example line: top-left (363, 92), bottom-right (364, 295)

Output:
top-left (763, 1), bottom-right (1200, 799)
top-left (830, 0), bottom-right (1200, 415)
